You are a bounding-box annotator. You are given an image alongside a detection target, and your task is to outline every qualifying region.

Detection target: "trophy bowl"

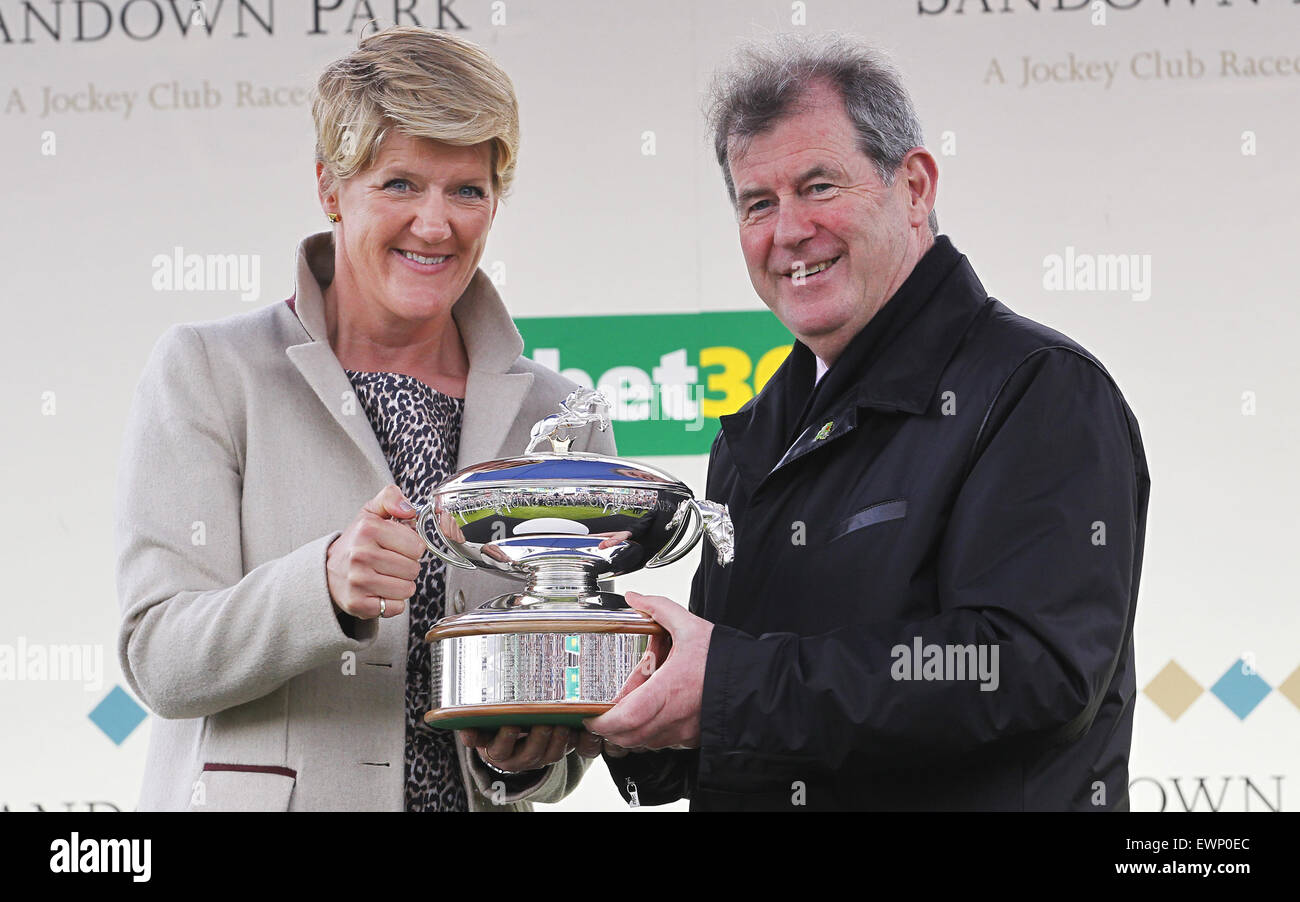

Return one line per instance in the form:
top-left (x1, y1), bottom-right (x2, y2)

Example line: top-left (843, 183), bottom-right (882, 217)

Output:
top-left (416, 390), bottom-right (732, 731)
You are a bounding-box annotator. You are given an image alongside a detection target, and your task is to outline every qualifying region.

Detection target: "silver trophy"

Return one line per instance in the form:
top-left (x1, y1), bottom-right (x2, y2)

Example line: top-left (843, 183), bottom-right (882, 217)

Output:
top-left (416, 389), bottom-right (733, 731)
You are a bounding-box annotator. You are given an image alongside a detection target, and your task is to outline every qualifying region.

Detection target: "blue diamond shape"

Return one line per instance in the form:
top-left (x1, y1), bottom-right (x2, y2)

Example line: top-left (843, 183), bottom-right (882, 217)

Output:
top-left (89, 686), bottom-right (147, 745)
top-left (1209, 660), bottom-right (1271, 720)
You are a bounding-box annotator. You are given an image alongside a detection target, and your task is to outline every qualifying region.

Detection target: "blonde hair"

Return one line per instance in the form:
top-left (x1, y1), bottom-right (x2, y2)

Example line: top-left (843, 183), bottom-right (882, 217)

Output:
top-left (312, 26), bottom-right (520, 196)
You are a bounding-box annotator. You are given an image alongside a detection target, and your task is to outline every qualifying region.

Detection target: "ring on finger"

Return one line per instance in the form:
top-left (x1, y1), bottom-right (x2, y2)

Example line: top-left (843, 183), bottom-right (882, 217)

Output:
top-left (378, 598), bottom-right (387, 617)
top-left (481, 748), bottom-right (514, 776)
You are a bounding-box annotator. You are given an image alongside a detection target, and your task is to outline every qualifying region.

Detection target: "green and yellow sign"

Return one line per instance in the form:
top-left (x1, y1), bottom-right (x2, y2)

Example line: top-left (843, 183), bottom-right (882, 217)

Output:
top-left (517, 311), bottom-right (794, 457)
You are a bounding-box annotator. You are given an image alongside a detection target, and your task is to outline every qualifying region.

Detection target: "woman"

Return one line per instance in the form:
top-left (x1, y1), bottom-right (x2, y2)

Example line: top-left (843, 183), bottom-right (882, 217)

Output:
top-left (114, 26), bottom-right (612, 811)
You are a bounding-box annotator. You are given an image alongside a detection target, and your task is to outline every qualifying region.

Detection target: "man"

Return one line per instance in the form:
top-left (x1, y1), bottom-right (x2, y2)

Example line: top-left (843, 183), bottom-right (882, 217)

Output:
top-left (585, 34), bottom-right (1150, 811)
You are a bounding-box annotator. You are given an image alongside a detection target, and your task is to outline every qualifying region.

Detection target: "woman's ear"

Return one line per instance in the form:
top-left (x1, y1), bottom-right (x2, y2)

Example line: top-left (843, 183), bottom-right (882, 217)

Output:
top-left (316, 162), bottom-right (336, 215)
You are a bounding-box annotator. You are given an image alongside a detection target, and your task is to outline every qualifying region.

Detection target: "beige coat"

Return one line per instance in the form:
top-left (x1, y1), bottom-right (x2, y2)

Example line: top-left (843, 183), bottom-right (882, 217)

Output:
top-left (114, 230), bottom-right (615, 811)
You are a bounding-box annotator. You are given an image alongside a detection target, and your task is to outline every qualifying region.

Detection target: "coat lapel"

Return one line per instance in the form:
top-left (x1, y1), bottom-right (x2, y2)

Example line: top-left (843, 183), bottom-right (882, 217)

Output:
top-left (459, 370), bottom-right (533, 466)
top-left (451, 266), bottom-right (534, 466)
top-left (718, 342), bottom-right (815, 497)
top-left (286, 341), bottom-right (396, 486)
top-left (284, 234), bottom-right (394, 486)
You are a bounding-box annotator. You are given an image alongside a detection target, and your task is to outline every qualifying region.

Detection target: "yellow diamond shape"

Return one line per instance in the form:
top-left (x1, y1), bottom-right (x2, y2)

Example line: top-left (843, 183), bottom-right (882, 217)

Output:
top-left (1277, 666), bottom-right (1300, 712)
top-left (1143, 660), bottom-right (1203, 721)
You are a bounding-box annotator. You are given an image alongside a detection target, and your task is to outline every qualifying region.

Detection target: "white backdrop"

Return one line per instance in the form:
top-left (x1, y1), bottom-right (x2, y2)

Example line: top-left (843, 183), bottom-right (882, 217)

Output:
top-left (1, 0), bottom-right (1296, 812)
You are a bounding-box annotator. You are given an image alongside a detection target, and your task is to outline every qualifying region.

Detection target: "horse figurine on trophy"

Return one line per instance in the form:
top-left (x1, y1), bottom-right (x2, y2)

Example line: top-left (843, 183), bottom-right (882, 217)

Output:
top-left (525, 387), bottom-right (612, 454)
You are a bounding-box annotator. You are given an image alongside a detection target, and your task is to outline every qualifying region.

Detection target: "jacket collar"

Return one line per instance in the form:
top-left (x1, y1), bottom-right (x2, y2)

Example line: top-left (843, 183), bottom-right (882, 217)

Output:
top-left (284, 231), bottom-right (534, 479)
top-left (719, 235), bottom-right (991, 492)
top-left (856, 249), bottom-right (987, 413)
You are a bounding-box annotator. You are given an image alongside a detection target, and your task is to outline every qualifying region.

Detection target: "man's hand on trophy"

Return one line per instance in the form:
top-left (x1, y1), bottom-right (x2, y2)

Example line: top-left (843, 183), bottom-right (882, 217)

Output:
top-left (457, 726), bottom-right (604, 774)
top-left (583, 591), bottom-right (713, 752)
top-left (598, 618), bottom-right (673, 758)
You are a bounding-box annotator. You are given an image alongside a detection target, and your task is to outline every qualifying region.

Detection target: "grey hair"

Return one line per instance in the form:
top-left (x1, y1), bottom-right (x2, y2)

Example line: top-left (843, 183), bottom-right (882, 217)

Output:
top-left (706, 33), bottom-right (938, 235)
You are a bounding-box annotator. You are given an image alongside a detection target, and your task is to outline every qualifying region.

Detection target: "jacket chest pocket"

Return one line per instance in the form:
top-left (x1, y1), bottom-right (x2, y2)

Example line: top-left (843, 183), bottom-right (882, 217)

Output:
top-left (828, 498), bottom-right (908, 544)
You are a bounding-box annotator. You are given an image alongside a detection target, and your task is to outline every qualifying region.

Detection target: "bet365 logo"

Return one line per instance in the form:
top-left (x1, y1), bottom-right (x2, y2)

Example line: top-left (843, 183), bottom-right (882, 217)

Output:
top-left (519, 311), bottom-right (792, 456)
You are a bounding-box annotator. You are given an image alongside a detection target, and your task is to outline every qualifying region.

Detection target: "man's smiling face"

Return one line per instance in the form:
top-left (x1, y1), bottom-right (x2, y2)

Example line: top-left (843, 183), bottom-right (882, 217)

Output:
top-left (728, 80), bottom-right (928, 362)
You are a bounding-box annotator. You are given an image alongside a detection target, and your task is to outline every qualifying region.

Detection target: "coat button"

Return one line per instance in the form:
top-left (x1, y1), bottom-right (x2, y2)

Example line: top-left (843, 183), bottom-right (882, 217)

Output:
top-left (454, 590), bottom-right (466, 614)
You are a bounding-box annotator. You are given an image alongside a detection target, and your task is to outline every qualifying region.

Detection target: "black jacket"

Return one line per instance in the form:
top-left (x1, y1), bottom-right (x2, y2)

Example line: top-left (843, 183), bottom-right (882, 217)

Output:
top-left (605, 235), bottom-right (1150, 811)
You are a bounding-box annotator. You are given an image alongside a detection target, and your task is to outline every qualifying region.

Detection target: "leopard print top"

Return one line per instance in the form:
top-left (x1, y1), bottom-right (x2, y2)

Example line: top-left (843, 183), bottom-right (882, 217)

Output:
top-left (344, 368), bottom-right (468, 813)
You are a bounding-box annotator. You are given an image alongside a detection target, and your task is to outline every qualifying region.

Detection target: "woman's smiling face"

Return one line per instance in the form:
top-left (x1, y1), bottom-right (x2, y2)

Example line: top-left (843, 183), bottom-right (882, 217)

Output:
top-left (320, 131), bottom-right (498, 329)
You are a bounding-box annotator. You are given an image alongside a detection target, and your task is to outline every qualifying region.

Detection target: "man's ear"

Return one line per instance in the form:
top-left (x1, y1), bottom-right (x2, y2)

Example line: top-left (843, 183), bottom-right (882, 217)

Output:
top-left (899, 147), bottom-right (938, 230)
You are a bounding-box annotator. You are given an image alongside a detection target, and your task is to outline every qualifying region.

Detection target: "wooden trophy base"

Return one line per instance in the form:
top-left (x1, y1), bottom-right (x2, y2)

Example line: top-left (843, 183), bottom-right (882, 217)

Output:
top-left (424, 703), bottom-right (613, 732)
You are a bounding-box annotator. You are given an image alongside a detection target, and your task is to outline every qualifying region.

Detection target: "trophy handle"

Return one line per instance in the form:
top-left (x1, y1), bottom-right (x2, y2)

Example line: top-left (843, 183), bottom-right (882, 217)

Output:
top-left (645, 499), bottom-right (704, 569)
top-left (416, 502), bottom-right (477, 571)
top-left (696, 500), bottom-right (734, 567)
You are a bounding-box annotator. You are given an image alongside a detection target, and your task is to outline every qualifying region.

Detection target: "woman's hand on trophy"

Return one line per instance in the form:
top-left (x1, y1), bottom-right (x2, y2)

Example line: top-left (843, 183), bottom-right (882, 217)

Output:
top-left (458, 726), bottom-right (605, 773)
top-left (572, 729), bottom-right (605, 758)
top-left (326, 483), bottom-right (425, 620)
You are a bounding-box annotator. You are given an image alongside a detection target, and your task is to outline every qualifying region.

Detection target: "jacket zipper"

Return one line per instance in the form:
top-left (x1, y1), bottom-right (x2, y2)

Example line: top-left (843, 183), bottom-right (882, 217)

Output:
top-left (625, 778), bottom-right (640, 808)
